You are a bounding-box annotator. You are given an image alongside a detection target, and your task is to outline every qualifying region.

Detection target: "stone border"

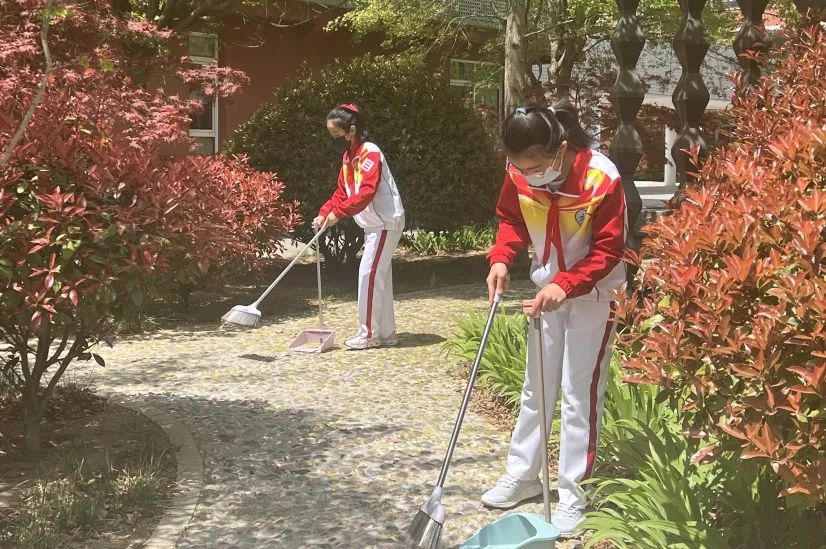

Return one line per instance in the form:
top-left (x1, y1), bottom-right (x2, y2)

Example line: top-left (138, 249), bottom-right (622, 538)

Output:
top-left (114, 398), bottom-right (204, 549)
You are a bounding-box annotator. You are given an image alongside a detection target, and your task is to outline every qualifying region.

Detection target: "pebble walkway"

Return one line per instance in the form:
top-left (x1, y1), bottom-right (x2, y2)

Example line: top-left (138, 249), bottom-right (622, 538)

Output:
top-left (82, 282), bottom-right (580, 549)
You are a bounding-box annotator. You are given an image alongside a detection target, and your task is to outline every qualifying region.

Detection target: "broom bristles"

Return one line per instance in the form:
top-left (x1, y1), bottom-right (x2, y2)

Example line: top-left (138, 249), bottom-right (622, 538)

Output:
top-left (221, 305), bottom-right (261, 327)
top-left (407, 508), bottom-right (443, 549)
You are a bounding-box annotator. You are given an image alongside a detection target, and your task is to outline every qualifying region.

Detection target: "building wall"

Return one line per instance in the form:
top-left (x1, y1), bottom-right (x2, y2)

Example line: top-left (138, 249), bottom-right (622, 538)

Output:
top-left (214, 12), bottom-right (385, 147)
top-left (181, 3), bottom-right (500, 153)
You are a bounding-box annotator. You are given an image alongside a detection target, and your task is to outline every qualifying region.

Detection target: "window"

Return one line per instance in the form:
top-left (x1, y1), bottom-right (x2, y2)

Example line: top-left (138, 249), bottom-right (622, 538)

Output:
top-left (450, 59), bottom-right (503, 115)
top-left (188, 33), bottom-right (219, 155)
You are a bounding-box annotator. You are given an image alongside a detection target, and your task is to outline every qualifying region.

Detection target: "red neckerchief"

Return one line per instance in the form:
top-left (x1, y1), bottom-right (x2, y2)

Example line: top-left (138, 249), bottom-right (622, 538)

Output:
top-left (343, 136), bottom-right (364, 167)
top-left (557, 147), bottom-right (592, 195)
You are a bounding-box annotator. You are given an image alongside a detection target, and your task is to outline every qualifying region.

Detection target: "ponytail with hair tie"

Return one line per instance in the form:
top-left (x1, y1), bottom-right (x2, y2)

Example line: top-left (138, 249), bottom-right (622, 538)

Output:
top-left (503, 99), bottom-right (596, 156)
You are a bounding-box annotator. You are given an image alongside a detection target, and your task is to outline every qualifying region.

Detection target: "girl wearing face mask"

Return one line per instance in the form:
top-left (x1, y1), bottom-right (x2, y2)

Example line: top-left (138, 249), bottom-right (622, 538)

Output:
top-left (481, 100), bottom-right (627, 537)
top-left (313, 103), bottom-right (405, 350)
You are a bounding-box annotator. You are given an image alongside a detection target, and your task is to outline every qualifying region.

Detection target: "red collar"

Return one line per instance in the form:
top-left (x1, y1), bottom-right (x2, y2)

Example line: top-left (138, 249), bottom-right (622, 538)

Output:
top-left (344, 137), bottom-right (364, 164)
top-left (557, 148), bottom-right (591, 194)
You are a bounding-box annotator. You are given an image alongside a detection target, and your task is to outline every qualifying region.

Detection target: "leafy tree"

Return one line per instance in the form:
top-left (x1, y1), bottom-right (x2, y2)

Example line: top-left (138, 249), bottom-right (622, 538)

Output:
top-left (1, 0), bottom-right (298, 458)
top-left (109, 0), bottom-right (333, 32)
top-left (330, 0), bottom-right (740, 109)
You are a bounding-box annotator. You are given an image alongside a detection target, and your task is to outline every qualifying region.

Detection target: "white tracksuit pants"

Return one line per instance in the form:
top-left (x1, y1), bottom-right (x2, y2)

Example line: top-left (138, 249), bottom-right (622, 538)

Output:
top-left (506, 299), bottom-right (617, 509)
top-left (355, 229), bottom-right (402, 340)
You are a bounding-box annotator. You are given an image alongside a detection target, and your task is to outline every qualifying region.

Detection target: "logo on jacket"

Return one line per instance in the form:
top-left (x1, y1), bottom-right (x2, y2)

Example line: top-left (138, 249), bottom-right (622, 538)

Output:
top-left (575, 209), bottom-right (587, 226)
top-left (361, 159), bottom-right (375, 173)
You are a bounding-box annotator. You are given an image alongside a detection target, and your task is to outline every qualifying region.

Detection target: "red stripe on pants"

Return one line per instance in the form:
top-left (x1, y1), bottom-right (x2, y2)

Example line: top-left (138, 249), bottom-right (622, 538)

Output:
top-left (584, 301), bottom-right (616, 479)
top-left (365, 230), bottom-right (388, 339)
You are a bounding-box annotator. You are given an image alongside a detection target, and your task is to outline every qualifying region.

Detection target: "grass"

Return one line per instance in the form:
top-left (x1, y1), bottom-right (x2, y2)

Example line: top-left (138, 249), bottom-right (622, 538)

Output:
top-left (1, 385), bottom-right (175, 548)
top-left (0, 444), bottom-right (172, 549)
top-left (444, 304), bottom-right (529, 411)
top-left (443, 304), bottom-right (563, 451)
top-left (399, 225), bottom-right (496, 256)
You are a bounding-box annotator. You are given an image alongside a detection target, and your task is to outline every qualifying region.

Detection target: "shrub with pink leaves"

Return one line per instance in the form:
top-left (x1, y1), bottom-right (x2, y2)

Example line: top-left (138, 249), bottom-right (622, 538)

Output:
top-left (618, 27), bottom-right (826, 501)
top-left (0, 0), bottom-right (298, 457)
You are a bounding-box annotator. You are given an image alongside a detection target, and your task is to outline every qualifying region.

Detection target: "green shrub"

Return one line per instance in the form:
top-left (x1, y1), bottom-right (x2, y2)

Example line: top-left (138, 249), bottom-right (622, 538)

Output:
top-left (226, 54), bottom-right (503, 265)
top-left (401, 225), bottom-right (496, 256)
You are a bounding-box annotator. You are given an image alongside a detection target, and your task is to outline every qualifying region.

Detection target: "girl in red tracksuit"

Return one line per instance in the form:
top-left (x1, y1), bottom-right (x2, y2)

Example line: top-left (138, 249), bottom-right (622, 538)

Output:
top-left (481, 101), bottom-right (627, 537)
top-left (314, 104), bottom-right (406, 350)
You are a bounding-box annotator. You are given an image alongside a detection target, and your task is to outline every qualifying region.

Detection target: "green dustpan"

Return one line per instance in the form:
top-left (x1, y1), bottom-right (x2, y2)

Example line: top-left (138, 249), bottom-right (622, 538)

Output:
top-left (461, 317), bottom-right (560, 549)
top-left (460, 512), bottom-right (559, 548)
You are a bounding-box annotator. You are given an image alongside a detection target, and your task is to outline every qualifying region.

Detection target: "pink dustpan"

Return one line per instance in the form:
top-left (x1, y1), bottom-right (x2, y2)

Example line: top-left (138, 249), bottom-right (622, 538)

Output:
top-left (288, 230), bottom-right (335, 353)
top-left (288, 328), bottom-right (335, 353)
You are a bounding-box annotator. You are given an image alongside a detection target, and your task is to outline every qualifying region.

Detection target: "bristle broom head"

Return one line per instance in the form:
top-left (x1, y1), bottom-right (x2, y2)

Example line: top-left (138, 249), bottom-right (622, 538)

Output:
top-left (407, 508), bottom-right (443, 549)
top-left (221, 305), bottom-right (261, 327)
top-left (408, 487), bottom-right (445, 549)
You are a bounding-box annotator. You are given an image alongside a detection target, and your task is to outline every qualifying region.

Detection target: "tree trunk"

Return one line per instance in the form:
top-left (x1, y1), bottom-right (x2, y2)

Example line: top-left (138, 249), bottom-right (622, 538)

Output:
top-left (541, 0), bottom-right (582, 101)
top-left (23, 388), bottom-right (42, 460)
top-left (553, 36), bottom-right (585, 99)
top-left (504, 0), bottom-right (529, 114)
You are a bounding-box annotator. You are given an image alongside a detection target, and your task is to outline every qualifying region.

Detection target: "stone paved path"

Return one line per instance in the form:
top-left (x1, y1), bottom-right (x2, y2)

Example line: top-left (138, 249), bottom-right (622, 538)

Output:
top-left (82, 283), bottom-right (577, 548)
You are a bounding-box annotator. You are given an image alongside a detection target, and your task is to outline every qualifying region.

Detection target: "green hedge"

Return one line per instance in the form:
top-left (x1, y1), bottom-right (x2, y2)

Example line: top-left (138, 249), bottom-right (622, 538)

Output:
top-left (225, 54), bottom-right (503, 265)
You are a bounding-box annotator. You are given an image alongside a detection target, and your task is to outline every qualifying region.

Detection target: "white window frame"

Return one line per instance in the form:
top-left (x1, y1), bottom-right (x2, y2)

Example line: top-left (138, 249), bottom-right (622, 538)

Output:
top-left (188, 32), bottom-right (219, 155)
top-left (450, 58), bottom-right (503, 116)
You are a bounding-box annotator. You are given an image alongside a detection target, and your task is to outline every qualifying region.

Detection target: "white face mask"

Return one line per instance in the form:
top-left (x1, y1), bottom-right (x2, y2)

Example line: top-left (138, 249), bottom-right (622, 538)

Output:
top-left (522, 150), bottom-right (564, 187)
top-left (524, 166), bottom-right (564, 188)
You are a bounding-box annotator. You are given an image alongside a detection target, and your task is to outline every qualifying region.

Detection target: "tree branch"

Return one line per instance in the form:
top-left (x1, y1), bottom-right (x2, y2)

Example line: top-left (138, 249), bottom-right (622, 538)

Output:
top-left (33, 323), bottom-right (51, 386)
top-left (524, 17), bottom-right (575, 38)
top-left (581, 35), bottom-right (610, 54)
top-left (47, 328), bottom-right (70, 366)
top-left (532, 0), bottom-right (545, 29)
top-left (0, 0), bottom-right (54, 168)
top-left (19, 332), bottom-right (32, 384)
top-left (41, 323), bottom-right (87, 416)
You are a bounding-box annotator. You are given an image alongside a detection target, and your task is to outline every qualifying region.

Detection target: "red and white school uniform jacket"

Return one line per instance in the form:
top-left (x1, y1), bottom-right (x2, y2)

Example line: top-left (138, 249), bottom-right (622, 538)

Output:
top-left (319, 141), bottom-right (405, 232)
top-left (487, 148), bottom-right (627, 301)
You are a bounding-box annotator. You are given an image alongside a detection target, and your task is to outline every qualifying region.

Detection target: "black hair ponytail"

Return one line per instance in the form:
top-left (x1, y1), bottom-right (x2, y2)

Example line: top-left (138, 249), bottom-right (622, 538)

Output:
top-left (327, 103), bottom-right (368, 141)
top-left (501, 99), bottom-right (596, 157)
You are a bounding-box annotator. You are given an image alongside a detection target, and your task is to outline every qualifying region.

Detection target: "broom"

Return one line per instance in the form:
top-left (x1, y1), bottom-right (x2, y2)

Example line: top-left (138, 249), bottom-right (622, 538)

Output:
top-left (221, 220), bottom-right (329, 327)
top-left (408, 292), bottom-right (502, 548)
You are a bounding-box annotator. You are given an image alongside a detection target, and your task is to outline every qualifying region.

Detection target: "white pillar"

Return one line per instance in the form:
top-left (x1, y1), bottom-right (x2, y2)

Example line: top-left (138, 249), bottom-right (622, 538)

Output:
top-left (664, 126), bottom-right (678, 189)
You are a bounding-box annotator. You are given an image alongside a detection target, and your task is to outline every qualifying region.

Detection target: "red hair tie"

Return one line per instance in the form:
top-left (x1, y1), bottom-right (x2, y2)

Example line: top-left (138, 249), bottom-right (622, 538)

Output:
top-left (339, 103), bottom-right (360, 113)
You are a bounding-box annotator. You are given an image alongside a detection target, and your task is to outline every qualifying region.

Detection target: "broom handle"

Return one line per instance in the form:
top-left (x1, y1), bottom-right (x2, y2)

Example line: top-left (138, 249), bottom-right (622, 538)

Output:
top-left (436, 292), bottom-right (501, 488)
top-left (534, 316), bottom-right (553, 523)
top-left (316, 234), bottom-right (324, 326)
top-left (252, 220), bottom-right (329, 308)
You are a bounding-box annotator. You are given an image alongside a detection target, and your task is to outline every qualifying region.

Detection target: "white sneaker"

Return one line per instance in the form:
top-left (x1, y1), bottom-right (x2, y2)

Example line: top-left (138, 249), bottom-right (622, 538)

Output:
top-left (380, 333), bottom-right (400, 347)
top-left (480, 473), bottom-right (542, 509)
top-left (344, 335), bottom-right (381, 350)
top-left (552, 504), bottom-right (585, 538)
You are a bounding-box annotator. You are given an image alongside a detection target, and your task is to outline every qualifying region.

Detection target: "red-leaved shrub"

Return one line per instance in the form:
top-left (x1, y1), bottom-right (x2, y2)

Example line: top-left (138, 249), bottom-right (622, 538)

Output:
top-left (0, 0), bottom-right (298, 457)
top-left (618, 26), bottom-right (826, 501)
